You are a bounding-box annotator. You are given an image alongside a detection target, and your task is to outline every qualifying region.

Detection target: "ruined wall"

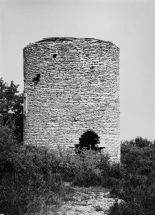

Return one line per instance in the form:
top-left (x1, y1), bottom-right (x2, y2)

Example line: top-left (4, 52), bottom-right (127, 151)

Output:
top-left (23, 37), bottom-right (120, 162)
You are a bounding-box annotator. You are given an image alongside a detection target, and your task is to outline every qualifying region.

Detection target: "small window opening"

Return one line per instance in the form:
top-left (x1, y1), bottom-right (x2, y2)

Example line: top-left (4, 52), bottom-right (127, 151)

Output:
top-left (53, 54), bottom-right (57, 58)
top-left (32, 74), bottom-right (40, 85)
top-left (75, 130), bottom-right (101, 153)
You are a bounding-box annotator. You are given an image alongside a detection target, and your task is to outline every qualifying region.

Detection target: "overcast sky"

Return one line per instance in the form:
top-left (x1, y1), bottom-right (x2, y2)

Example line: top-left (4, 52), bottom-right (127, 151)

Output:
top-left (0, 0), bottom-right (154, 141)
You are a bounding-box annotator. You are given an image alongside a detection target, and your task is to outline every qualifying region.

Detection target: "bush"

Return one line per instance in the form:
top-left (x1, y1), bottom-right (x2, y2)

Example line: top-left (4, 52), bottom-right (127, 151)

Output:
top-left (108, 201), bottom-right (145, 215)
top-left (0, 125), bottom-right (64, 215)
top-left (109, 137), bottom-right (155, 215)
top-left (55, 146), bottom-right (76, 181)
top-left (70, 148), bottom-right (111, 187)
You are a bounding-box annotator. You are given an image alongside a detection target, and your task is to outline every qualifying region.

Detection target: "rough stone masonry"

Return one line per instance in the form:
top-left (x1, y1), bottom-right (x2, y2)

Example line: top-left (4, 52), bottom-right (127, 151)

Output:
top-left (23, 37), bottom-right (120, 162)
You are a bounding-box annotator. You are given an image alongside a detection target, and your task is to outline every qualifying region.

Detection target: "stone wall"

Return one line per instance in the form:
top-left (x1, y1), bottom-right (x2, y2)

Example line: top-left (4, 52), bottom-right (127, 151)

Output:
top-left (23, 37), bottom-right (120, 162)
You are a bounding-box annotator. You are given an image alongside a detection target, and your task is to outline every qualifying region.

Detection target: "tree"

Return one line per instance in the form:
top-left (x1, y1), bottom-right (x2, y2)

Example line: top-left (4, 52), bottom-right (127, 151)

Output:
top-left (0, 78), bottom-right (23, 143)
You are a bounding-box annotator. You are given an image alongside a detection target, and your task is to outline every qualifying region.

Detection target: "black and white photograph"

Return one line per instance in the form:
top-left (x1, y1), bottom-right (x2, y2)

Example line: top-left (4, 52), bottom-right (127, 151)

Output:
top-left (0, 0), bottom-right (154, 214)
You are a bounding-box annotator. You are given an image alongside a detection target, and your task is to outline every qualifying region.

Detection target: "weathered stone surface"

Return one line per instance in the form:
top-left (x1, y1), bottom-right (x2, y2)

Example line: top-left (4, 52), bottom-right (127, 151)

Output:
top-left (23, 37), bottom-right (120, 162)
top-left (57, 183), bottom-right (124, 215)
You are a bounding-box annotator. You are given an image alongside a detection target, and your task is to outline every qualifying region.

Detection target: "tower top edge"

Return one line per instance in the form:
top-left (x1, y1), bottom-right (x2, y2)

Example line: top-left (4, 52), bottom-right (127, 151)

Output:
top-left (37, 37), bottom-right (112, 43)
top-left (23, 37), bottom-right (119, 50)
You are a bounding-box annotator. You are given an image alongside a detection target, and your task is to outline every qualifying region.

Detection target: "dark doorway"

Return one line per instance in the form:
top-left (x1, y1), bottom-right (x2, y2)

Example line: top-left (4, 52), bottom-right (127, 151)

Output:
top-left (75, 130), bottom-right (100, 153)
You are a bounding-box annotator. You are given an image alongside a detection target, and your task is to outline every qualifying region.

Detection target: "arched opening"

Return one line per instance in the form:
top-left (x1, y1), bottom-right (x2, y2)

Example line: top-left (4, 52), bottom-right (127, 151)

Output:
top-left (75, 130), bottom-right (100, 153)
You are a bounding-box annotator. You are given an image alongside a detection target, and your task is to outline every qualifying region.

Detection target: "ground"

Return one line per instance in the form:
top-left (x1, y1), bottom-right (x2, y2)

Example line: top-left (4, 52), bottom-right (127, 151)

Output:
top-left (56, 182), bottom-right (123, 215)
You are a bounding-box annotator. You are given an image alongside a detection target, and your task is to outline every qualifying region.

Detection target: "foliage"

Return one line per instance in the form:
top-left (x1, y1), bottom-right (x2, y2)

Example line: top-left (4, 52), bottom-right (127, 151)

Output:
top-left (1, 78), bottom-right (155, 215)
top-left (0, 125), bottom-right (64, 215)
top-left (108, 200), bottom-right (145, 215)
top-left (0, 78), bottom-right (23, 143)
top-left (1, 126), bottom-right (155, 215)
top-left (54, 146), bottom-right (121, 188)
top-left (55, 146), bottom-right (76, 181)
top-left (68, 148), bottom-right (111, 187)
top-left (71, 149), bottom-right (100, 186)
top-left (108, 137), bottom-right (155, 215)
top-left (48, 146), bottom-right (112, 187)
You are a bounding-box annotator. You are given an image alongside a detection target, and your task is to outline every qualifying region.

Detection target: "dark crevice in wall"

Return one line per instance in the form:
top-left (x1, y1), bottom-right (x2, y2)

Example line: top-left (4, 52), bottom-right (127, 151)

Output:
top-left (53, 54), bottom-right (57, 58)
top-left (90, 66), bottom-right (95, 70)
top-left (72, 116), bottom-right (78, 122)
top-left (32, 74), bottom-right (40, 85)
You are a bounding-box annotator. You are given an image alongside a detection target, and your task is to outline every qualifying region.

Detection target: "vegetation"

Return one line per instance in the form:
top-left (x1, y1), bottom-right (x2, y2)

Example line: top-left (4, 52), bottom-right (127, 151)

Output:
top-left (108, 137), bottom-right (155, 215)
top-left (0, 78), bottom-right (155, 214)
top-left (0, 79), bottom-right (65, 214)
top-left (0, 125), bottom-right (64, 215)
top-left (0, 78), bottom-right (23, 143)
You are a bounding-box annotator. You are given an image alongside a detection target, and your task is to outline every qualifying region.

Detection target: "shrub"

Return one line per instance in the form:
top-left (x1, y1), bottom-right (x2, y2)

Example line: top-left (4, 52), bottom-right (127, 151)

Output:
top-left (56, 146), bottom-right (76, 181)
top-left (0, 125), bottom-right (64, 215)
top-left (71, 148), bottom-right (111, 187)
top-left (108, 201), bottom-right (145, 215)
top-left (109, 137), bottom-right (155, 215)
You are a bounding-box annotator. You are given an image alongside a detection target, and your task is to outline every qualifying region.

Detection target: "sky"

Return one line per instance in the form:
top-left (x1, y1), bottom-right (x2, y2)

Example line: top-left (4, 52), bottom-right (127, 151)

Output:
top-left (0, 0), bottom-right (154, 141)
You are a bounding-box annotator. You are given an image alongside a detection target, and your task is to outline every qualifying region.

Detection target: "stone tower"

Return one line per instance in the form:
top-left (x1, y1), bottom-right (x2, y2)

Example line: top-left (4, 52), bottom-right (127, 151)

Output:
top-left (23, 37), bottom-right (120, 162)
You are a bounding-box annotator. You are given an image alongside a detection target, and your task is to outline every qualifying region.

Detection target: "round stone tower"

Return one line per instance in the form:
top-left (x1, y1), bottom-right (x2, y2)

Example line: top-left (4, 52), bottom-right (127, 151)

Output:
top-left (23, 37), bottom-right (120, 162)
